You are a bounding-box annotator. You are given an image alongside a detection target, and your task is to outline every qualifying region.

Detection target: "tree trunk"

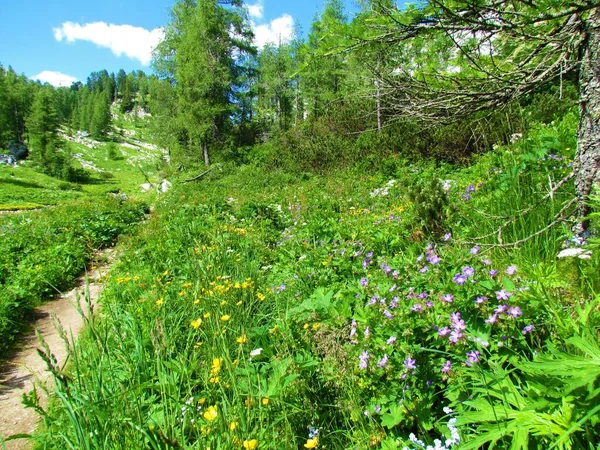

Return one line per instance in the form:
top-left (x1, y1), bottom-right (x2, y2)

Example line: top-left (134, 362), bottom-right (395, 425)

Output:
top-left (576, 7), bottom-right (600, 231)
top-left (376, 56), bottom-right (382, 132)
top-left (202, 141), bottom-right (210, 166)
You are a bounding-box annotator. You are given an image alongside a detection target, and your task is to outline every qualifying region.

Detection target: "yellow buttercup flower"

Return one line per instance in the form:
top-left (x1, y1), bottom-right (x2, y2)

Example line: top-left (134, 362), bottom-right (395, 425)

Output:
top-left (229, 421), bottom-right (238, 431)
top-left (304, 437), bottom-right (318, 448)
top-left (221, 314), bottom-right (231, 322)
top-left (261, 398), bottom-right (269, 406)
top-left (257, 292), bottom-right (265, 301)
top-left (155, 298), bottom-right (164, 306)
top-left (190, 318), bottom-right (202, 329)
top-left (211, 358), bottom-right (223, 375)
top-left (243, 439), bottom-right (258, 449)
top-left (203, 405), bottom-right (218, 422)
top-left (236, 334), bottom-right (247, 344)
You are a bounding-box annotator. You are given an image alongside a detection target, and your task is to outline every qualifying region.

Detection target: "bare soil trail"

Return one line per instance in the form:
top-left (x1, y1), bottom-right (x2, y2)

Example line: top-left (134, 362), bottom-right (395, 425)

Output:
top-left (0, 250), bottom-right (114, 450)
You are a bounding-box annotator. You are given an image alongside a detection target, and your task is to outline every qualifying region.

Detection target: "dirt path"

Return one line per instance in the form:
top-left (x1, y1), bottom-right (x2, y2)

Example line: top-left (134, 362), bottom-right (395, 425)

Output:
top-left (0, 250), bottom-right (114, 450)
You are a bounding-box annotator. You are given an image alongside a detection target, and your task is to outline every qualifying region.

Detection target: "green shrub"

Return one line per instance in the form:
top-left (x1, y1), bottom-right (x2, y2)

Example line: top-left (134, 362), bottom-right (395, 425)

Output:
top-left (0, 199), bottom-right (147, 356)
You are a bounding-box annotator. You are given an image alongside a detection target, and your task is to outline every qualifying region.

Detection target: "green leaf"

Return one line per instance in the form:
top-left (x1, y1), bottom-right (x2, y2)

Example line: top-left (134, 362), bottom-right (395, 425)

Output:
top-left (381, 403), bottom-right (406, 429)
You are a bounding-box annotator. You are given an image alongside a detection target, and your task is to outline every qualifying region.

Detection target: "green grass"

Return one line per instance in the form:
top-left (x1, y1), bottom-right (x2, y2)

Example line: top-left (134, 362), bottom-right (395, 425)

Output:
top-left (0, 199), bottom-right (148, 357)
top-left (0, 165), bottom-right (84, 209)
top-left (27, 116), bottom-right (600, 449)
top-left (0, 123), bottom-right (162, 356)
top-left (3, 111), bottom-right (598, 449)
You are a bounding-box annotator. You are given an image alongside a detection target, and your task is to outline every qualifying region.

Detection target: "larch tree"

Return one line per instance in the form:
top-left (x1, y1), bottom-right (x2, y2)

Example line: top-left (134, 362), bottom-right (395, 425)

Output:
top-left (27, 86), bottom-right (61, 169)
top-left (352, 0), bottom-right (600, 231)
top-left (153, 0), bottom-right (255, 165)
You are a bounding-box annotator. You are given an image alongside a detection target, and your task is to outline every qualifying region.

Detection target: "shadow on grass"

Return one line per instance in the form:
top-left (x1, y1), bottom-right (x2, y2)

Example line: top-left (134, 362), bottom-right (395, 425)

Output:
top-left (0, 178), bottom-right (45, 190)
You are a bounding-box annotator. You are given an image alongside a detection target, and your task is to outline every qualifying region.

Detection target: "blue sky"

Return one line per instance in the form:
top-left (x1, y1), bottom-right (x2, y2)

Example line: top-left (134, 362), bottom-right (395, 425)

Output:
top-left (0, 0), bottom-right (361, 87)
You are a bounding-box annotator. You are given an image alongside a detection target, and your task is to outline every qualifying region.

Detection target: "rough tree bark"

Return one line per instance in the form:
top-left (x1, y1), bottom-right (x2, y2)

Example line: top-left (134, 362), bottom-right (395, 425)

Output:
top-left (576, 7), bottom-right (600, 230)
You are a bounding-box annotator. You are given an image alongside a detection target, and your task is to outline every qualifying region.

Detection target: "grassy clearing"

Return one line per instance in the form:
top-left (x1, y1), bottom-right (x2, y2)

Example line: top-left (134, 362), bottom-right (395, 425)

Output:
top-left (0, 165), bottom-right (84, 210)
top-left (66, 139), bottom-right (165, 197)
top-left (29, 114), bottom-right (600, 448)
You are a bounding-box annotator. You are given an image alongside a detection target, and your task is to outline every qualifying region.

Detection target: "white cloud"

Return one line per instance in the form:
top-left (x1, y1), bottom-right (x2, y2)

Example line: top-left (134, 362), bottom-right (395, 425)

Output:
top-left (252, 14), bottom-right (294, 48)
top-left (247, 1), bottom-right (264, 20)
top-left (53, 21), bottom-right (164, 66)
top-left (32, 71), bottom-right (78, 87)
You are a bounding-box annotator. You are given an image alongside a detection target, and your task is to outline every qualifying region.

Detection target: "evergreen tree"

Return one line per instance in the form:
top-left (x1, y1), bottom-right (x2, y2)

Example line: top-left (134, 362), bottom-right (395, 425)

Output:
top-left (154, 0), bottom-right (255, 165)
top-left (90, 91), bottom-right (112, 139)
top-left (120, 77), bottom-right (134, 113)
top-left (27, 86), bottom-right (61, 169)
top-left (301, 0), bottom-right (348, 120)
top-left (116, 69), bottom-right (127, 96)
top-left (256, 43), bottom-right (295, 131)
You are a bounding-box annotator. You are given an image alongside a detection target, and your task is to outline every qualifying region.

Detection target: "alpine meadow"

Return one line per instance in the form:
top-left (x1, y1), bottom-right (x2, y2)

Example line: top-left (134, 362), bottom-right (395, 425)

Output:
top-left (1, 0), bottom-right (600, 449)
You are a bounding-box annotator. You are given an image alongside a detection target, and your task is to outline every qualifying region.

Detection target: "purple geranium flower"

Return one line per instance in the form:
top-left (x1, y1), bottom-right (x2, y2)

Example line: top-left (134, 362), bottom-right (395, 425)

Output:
top-left (441, 360), bottom-right (452, 373)
top-left (444, 232), bottom-right (452, 241)
top-left (466, 350), bottom-right (480, 367)
top-left (383, 309), bottom-right (394, 319)
top-left (438, 327), bottom-right (451, 337)
top-left (360, 277), bottom-right (368, 287)
top-left (470, 245), bottom-right (480, 255)
top-left (427, 254), bottom-right (441, 265)
top-left (522, 325), bottom-right (534, 334)
top-left (377, 354), bottom-right (389, 368)
top-left (359, 351), bottom-right (370, 370)
top-left (475, 296), bottom-right (487, 305)
top-left (462, 266), bottom-right (475, 277)
top-left (404, 357), bottom-right (417, 370)
top-left (495, 304), bottom-right (508, 314)
top-left (449, 330), bottom-right (463, 344)
top-left (453, 274), bottom-right (467, 285)
top-left (496, 289), bottom-right (511, 301)
top-left (508, 306), bottom-right (522, 318)
top-left (441, 293), bottom-right (454, 303)
top-left (386, 335), bottom-right (397, 345)
top-left (505, 265), bottom-right (518, 275)
top-left (485, 314), bottom-right (498, 324)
